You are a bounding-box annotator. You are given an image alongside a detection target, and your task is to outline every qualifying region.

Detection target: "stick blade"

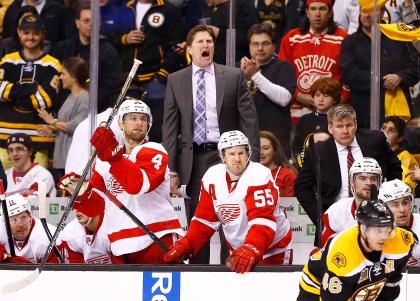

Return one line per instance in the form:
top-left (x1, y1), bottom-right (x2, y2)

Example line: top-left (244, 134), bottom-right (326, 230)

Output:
top-left (1, 269), bottom-right (40, 294)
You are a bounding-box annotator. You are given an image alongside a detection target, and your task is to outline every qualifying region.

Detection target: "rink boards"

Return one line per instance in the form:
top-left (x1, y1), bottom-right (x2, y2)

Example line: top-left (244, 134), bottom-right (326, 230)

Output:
top-left (0, 265), bottom-right (420, 301)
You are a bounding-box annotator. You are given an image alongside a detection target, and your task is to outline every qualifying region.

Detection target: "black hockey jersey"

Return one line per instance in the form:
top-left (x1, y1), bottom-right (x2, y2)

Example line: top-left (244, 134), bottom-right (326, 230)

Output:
top-left (298, 226), bottom-right (417, 301)
top-left (0, 51), bottom-right (61, 150)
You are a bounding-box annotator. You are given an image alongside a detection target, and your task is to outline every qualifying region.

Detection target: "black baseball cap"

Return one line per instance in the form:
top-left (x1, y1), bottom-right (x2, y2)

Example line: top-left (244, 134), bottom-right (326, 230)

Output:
top-left (18, 14), bottom-right (45, 31)
top-left (6, 133), bottom-right (33, 150)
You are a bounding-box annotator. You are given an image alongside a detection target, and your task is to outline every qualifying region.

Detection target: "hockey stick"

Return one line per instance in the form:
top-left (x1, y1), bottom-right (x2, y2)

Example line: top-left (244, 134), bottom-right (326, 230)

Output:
top-left (0, 179), bottom-right (15, 257)
top-left (1, 59), bottom-right (142, 294)
top-left (311, 140), bottom-right (323, 248)
top-left (37, 181), bottom-right (64, 263)
top-left (104, 191), bottom-right (169, 252)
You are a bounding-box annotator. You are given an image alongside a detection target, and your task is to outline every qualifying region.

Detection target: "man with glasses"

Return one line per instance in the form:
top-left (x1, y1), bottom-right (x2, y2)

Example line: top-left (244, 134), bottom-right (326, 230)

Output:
top-left (0, 193), bottom-right (56, 263)
top-left (241, 23), bottom-right (296, 157)
top-left (5, 133), bottom-right (55, 197)
top-left (379, 179), bottom-right (420, 265)
top-left (298, 199), bottom-right (417, 301)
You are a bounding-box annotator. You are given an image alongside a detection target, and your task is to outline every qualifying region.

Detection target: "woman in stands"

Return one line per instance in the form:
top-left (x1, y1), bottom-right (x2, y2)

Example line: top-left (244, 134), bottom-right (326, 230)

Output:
top-left (37, 57), bottom-right (89, 183)
top-left (260, 130), bottom-right (297, 197)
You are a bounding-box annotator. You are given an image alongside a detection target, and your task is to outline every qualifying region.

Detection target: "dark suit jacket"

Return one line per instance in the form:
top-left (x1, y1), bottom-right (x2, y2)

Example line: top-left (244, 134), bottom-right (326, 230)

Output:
top-left (162, 63), bottom-right (260, 185)
top-left (295, 130), bottom-right (402, 225)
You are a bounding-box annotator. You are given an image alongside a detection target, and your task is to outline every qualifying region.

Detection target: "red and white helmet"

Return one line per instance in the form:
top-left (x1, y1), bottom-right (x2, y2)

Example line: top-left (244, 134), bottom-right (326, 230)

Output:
top-left (379, 179), bottom-right (413, 204)
top-left (5, 194), bottom-right (31, 217)
top-left (118, 97), bottom-right (153, 132)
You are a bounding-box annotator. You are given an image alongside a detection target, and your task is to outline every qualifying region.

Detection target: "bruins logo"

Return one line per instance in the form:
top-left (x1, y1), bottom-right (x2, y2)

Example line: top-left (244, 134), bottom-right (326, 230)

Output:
top-left (401, 229), bottom-right (413, 245)
top-left (148, 13), bottom-right (165, 28)
top-left (332, 252), bottom-right (346, 268)
top-left (396, 23), bottom-right (416, 32)
top-left (352, 279), bottom-right (386, 301)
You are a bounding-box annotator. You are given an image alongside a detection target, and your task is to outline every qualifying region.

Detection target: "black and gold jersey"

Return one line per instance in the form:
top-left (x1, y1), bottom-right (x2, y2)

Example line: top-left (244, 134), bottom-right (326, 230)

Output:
top-left (0, 51), bottom-right (61, 149)
top-left (298, 226), bottom-right (417, 301)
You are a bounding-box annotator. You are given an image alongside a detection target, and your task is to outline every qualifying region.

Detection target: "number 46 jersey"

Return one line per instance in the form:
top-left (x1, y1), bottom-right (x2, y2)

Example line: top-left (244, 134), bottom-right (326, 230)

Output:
top-left (193, 162), bottom-right (292, 259)
top-left (298, 226), bottom-right (417, 301)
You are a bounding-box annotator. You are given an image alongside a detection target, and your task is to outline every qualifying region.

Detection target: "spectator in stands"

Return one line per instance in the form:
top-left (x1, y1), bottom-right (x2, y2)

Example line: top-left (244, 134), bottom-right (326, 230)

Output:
top-left (0, 14), bottom-right (61, 169)
top-left (37, 57), bottom-right (89, 183)
top-left (260, 130), bottom-right (297, 197)
top-left (0, 193), bottom-right (56, 263)
top-left (241, 23), bottom-right (295, 157)
top-left (53, 1), bottom-right (121, 113)
top-left (105, 0), bottom-right (186, 141)
top-left (186, 0), bottom-right (257, 65)
top-left (0, 0), bottom-right (13, 37)
top-left (2, 0), bottom-right (71, 51)
top-left (334, 0), bottom-right (419, 35)
top-left (0, 5), bottom-right (38, 58)
top-left (294, 104), bottom-right (402, 237)
top-left (279, 0), bottom-right (348, 125)
top-left (341, 1), bottom-right (419, 128)
top-left (292, 77), bottom-right (340, 159)
top-left (254, 0), bottom-right (287, 46)
top-left (5, 133), bottom-right (55, 197)
top-left (381, 116), bottom-right (418, 191)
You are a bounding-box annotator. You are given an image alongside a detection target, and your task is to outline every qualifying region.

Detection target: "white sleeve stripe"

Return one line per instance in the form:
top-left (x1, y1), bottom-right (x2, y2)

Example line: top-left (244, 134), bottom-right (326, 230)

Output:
top-left (138, 169), bottom-right (150, 194)
top-left (0, 81), bottom-right (8, 99)
top-left (192, 217), bottom-right (220, 230)
top-left (302, 274), bottom-right (320, 289)
top-left (35, 91), bottom-right (46, 109)
top-left (249, 218), bottom-right (276, 231)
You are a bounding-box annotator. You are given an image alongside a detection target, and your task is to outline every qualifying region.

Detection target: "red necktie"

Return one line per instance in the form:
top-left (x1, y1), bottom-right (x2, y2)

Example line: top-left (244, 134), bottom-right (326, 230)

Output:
top-left (347, 146), bottom-right (354, 197)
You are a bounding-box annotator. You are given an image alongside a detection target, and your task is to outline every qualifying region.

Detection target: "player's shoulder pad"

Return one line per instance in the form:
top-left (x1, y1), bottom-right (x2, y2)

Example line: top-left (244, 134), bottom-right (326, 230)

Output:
top-left (383, 227), bottom-right (417, 255)
top-left (241, 162), bottom-right (272, 186)
top-left (202, 163), bottom-right (225, 183)
top-left (326, 226), bottom-right (366, 276)
top-left (59, 218), bottom-right (84, 241)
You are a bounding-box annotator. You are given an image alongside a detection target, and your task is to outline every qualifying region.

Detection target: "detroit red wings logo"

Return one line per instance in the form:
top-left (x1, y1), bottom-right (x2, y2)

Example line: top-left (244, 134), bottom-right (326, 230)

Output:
top-left (216, 204), bottom-right (241, 225)
top-left (297, 69), bottom-right (332, 92)
top-left (105, 177), bottom-right (125, 196)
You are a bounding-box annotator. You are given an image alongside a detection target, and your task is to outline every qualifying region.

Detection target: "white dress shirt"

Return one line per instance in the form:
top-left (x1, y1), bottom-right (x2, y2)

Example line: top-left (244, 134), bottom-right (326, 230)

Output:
top-left (192, 63), bottom-right (220, 143)
top-left (334, 138), bottom-right (363, 202)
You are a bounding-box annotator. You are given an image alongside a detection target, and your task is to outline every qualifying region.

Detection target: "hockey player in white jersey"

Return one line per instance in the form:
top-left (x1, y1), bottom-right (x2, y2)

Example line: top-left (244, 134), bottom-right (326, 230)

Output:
top-left (322, 157), bottom-right (382, 245)
top-left (57, 177), bottom-right (112, 264)
top-left (163, 130), bottom-right (292, 273)
top-left (5, 133), bottom-right (56, 198)
top-left (0, 193), bottom-right (56, 263)
top-left (60, 97), bottom-right (183, 264)
top-left (379, 179), bottom-right (420, 265)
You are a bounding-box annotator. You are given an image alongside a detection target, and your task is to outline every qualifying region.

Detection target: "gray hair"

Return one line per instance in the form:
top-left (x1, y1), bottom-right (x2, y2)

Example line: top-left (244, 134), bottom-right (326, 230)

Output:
top-left (327, 104), bottom-right (357, 123)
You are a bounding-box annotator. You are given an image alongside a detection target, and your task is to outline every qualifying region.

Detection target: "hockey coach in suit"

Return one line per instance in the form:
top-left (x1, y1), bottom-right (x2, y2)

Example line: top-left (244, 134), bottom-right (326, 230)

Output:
top-left (295, 104), bottom-right (402, 228)
top-left (162, 25), bottom-right (259, 263)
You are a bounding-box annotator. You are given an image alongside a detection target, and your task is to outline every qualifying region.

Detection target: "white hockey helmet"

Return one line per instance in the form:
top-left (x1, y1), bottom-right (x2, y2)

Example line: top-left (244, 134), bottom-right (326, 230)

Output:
top-left (218, 130), bottom-right (251, 155)
top-left (118, 97), bottom-right (153, 131)
top-left (349, 157), bottom-right (382, 195)
top-left (379, 179), bottom-right (413, 204)
top-left (5, 194), bottom-right (31, 217)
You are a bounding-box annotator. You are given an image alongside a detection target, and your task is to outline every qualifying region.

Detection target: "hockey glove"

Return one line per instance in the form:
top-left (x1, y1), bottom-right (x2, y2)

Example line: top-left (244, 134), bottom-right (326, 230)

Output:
top-left (58, 172), bottom-right (92, 201)
top-left (163, 237), bottom-right (193, 263)
top-left (90, 127), bottom-right (123, 163)
top-left (225, 244), bottom-right (262, 274)
top-left (9, 83), bottom-right (38, 99)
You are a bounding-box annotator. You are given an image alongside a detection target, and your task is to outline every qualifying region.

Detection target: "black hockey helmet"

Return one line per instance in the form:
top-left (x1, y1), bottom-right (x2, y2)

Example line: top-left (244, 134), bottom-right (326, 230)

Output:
top-left (356, 199), bottom-right (394, 228)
